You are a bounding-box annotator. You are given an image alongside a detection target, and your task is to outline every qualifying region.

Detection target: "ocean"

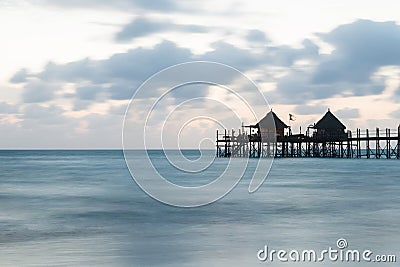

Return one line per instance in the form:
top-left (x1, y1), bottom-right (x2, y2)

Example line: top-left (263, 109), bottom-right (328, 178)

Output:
top-left (0, 150), bottom-right (399, 266)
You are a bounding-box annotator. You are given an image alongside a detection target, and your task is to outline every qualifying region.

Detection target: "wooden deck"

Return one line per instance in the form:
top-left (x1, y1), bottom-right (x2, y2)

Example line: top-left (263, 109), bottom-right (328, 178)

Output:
top-left (216, 127), bottom-right (400, 159)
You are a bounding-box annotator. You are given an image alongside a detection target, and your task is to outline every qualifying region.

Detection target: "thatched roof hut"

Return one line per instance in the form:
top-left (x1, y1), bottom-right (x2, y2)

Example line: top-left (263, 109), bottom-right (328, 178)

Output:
top-left (314, 109), bottom-right (346, 138)
top-left (256, 111), bottom-right (289, 137)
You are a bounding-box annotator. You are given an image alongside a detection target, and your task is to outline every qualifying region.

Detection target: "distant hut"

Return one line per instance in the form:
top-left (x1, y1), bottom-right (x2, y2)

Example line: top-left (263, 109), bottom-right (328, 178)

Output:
top-left (256, 110), bottom-right (289, 139)
top-left (313, 109), bottom-right (346, 139)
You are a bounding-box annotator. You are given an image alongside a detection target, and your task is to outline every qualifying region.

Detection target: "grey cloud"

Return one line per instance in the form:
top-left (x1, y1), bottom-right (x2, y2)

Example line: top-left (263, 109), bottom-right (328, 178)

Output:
top-left (246, 29), bottom-right (270, 44)
top-left (73, 100), bottom-right (92, 111)
top-left (16, 40), bottom-right (279, 103)
top-left (336, 108), bottom-right (360, 119)
top-left (22, 81), bottom-right (56, 103)
top-left (76, 85), bottom-right (104, 100)
top-left (10, 69), bottom-right (29, 83)
top-left (389, 109), bottom-right (400, 119)
top-left (170, 83), bottom-right (210, 102)
top-left (109, 104), bottom-right (128, 115)
top-left (266, 39), bottom-right (319, 66)
top-left (0, 102), bottom-right (19, 114)
top-left (274, 68), bottom-right (385, 104)
top-left (272, 20), bottom-right (399, 104)
top-left (22, 104), bottom-right (68, 125)
top-left (314, 19), bottom-right (400, 84)
top-left (14, 20), bottom-right (398, 109)
top-left (200, 40), bottom-right (319, 70)
top-left (116, 17), bottom-right (208, 41)
top-left (272, 69), bottom-right (334, 104)
top-left (38, 59), bottom-right (99, 83)
top-left (74, 85), bottom-right (109, 110)
top-left (19, 41), bottom-right (192, 86)
top-left (202, 42), bottom-right (262, 70)
top-left (102, 41), bottom-right (192, 81)
top-left (108, 84), bottom-right (136, 100)
top-left (13, 41), bottom-right (196, 106)
top-left (395, 87), bottom-right (400, 96)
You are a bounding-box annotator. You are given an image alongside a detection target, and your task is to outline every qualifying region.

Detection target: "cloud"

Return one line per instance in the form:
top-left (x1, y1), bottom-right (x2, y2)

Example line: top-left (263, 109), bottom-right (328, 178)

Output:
top-left (273, 69), bottom-right (385, 104)
top-left (22, 104), bottom-right (67, 124)
top-left (76, 85), bottom-right (105, 100)
top-left (246, 29), bottom-right (270, 44)
top-left (0, 102), bottom-right (19, 114)
top-left (14, 40), bottom-right (318, 105)
top-left (10, 69), bottom-right (29, 83)
top-left (116, 17), bottom-right (208, 41)
top-left (13, 41), bottom-right (194, 100)
top-left (266, 39), bottom-right (319, 66)
top-left (389, 109), bottom-right (400, 119)
top-left (5, 18), bottom-right (400, 148)
top-left (37, 59), bottom-right (100, 83)
top-left (293, 105), bottom-right (327, 115)
top-left (12, 20), bottom-right (399, 109)
top-left (335, 108), bottom-right (360, 119)
top-left (108, 83), bottom-right (136, 100)
top-left (201, 42), bottom-right (262, 69)
top-left (22, 81), bottom-right (57, 103)
top-left (314, 19), bottom-right (400, 84)
top-left (272, 69), bottom-right (338, 104)
top-left (85, 41), bottom-right (190, 83)
top-left (73, 85), bottom-right (107, 110)
top-left (0, 103), bottom-right (123, 148)
top-left (272, 20), bottom-right (400, 104)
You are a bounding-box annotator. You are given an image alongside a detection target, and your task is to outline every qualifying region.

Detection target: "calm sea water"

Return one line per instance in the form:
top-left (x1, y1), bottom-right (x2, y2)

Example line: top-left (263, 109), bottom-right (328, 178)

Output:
top-left (0, 150), bottom-right (399, 266)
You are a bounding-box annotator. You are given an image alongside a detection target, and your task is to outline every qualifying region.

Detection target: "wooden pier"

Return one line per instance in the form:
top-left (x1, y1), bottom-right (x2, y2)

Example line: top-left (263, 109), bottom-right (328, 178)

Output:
top-left (216, 110), bottom-right (400, 159)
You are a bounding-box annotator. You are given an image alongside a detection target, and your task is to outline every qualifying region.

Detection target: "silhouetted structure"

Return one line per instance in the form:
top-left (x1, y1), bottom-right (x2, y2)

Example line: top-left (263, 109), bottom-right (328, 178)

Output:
top-left (257, 111), bottom-right (289, 138)
top-left (216, 109), bottom-right (400, 159)
top-left (312, 109), bottom-right (347, 140)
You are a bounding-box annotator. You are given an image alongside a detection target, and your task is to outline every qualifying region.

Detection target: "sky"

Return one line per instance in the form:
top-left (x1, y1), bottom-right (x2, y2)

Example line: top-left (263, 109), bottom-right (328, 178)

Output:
top-left (1, 0), bottom-right (400, 148)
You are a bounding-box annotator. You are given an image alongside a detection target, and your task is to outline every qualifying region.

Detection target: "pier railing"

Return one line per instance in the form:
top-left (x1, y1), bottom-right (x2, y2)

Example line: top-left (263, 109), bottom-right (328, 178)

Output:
top-left (216, 126), bottom-right (400, 159)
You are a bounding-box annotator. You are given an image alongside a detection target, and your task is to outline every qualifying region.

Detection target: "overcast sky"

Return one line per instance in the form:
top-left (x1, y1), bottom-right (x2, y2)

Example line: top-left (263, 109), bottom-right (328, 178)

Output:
top-left (1, 0), bottom-right (400, 148)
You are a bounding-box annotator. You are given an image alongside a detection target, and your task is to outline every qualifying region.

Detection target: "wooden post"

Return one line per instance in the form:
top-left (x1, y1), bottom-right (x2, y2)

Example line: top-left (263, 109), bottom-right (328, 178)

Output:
top-left (216, 130), bottom-right (219, 157)
top-left (238, 129), bottom-right (241, 157)
top-left (366, 129), bottom-right (370, 159)
top-left (297, 142), bottom-right (300, 157)
top-left (291, 142), bottom-right (294, 157)
top-left (347, 131), bottom-right (352, 158)
top-left (386, 128), bottom-right (390, 159)
top-left (312, 142), bottom-right (316, 157)
top-left (376, 128), bottom-right (380, 159)
top-left (355, 129), bottom-right (358, 158)
top-left (356, 129), bottom-right (361, 158)
top-left (224, 129), bottom-right (227, 157)
top-left (359, 129), bottom-right (362, 158)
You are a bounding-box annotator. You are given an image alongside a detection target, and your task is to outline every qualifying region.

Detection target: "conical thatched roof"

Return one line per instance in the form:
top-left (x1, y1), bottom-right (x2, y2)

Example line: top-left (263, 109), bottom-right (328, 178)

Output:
top-left (256, 111), bottom-right (288, 130)
top-left (315, 110), bottom-right (346, 130)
